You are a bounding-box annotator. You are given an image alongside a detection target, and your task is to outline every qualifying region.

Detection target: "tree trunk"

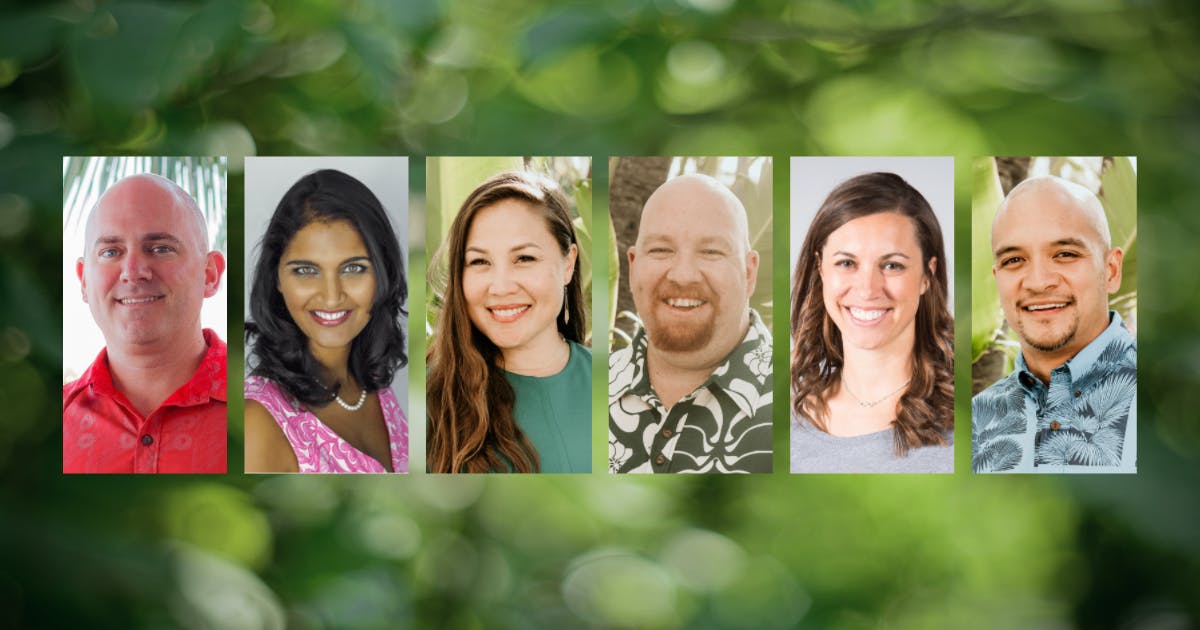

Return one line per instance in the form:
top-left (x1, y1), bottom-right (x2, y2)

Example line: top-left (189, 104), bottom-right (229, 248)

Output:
top-left (609, 156), bottom-right (671, 346)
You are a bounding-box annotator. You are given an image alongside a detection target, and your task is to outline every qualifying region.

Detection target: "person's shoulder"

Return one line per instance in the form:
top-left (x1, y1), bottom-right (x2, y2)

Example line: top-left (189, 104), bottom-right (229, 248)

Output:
top-left (570, 340), bottom-right (593, 360)
top-left (971, 370), bottom-right (1019, 405)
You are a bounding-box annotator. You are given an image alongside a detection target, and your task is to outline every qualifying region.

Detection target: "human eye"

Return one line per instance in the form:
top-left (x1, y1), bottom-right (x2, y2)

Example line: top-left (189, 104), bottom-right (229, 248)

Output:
top-left (97, 247), bottom-right (120, 259)
top-left (882, 260), bottom-right (907, 272)
top-left (343, 262), bottom-right (369, 274)
top-left (292, 265), bottom-right (318, 276)
top-left (1054, 250), bottom-right (1081, 260)
top-left (998, 255), bottom-right (1023, 268)
top-left (832, 258), bottom-right (855, 269)
top-left (149, 244), bottom-right (175, 255)
top-left (516, 254), bottom-right (539, 263)
top-left (466, 257), bottom-right (489, 267)
top-left (700, 248), bottom-right (726, 258)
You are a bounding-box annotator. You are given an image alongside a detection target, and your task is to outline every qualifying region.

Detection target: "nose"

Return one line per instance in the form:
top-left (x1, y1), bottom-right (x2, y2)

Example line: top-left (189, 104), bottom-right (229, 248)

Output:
top-left (120, 250), bottom-right (152, 283)
top-left (1023, 256), bottom-right (1060, 292)
top-left (853, 266), bottom-right (884, 299)
top-left (322, 273), bottom-right (343, 305)
top-left (488, 262), bottom-right (519, 295)
top-left (664, 251), bottom-right (702, 284)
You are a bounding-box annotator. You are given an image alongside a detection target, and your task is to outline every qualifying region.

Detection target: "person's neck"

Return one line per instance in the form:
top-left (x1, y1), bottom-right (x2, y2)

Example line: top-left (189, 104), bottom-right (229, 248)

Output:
top-left (501, 331), bottom-right (571, 377)
top-left (310, 344), bottom-right (354, 393)
top-left (107, 330), bottom-right (208, 417)
top-left (1021, 316), bottom-right (1110, 384)
top-left (839, 337), bottom-right (912, 399)
top-left (646, 317), bottom-right (747, 409)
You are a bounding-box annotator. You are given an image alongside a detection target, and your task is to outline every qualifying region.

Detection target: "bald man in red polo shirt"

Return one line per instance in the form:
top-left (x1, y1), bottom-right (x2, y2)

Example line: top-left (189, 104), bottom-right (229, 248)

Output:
top-left (64, 174), bottom-right (228, 473)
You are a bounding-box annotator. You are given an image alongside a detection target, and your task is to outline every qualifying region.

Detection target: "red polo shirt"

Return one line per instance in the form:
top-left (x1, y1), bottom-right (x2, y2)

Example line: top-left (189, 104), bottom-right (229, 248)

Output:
top-left (63, 329), bottom-right (228, 474)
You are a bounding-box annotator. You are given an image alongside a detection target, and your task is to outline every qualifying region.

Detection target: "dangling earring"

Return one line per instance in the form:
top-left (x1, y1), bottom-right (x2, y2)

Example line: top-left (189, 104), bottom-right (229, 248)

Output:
top-left (562, 291), bottom-right (570, 325)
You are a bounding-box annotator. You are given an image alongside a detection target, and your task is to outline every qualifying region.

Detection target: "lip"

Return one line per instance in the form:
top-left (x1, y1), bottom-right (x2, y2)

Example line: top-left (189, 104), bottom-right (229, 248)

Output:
top-left (488, 304), bottom-right (530, 323)
top-left (116, 295), bottom-right (164, 306)
top-left (843, 305), bottom-right (890, 326)
top-left (1020, 300), bottom-right (1073, 315)
top-left (661, 297), bottom-right (708, 312)
top-left (310, 309), bottom-right (351, 326)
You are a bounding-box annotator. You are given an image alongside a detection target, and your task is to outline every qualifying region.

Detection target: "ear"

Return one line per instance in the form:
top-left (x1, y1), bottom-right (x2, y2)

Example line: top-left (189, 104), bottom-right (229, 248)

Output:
top-left (564, 243), bottom-right (578, 284)
top-left (76, 258), bottom-right (87, 303)
top-left (924, 256), bottom-right (937, 294)
top-left (627, 245), bottom-right (637, 267)
top-left (204, 251), bottom-right (226, 298)
top-left (745, 249), bottom-right (760, 296)
top-left (1105, 247), bottom-right (1124, 293)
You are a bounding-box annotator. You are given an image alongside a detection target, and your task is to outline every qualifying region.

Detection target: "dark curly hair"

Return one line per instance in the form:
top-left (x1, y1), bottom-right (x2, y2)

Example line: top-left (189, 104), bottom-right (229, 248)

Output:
top-left (790, 172), bottom-right (954, 454)
top-left (246, 169), bottom-right (408, 407)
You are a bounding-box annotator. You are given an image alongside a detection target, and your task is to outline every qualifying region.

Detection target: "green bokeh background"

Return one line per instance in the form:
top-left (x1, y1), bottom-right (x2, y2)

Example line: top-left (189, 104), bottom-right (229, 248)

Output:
top-left (3, 0), bottom-right (1198, 627)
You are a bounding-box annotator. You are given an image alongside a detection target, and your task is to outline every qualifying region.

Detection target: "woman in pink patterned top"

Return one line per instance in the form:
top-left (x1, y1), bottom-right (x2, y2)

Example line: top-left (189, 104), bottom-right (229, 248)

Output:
top-left (244, 169), bottom-right (409, 473)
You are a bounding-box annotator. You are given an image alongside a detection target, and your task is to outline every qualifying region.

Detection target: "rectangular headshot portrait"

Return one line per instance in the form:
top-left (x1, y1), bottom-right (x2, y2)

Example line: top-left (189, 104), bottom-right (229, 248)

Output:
top-left (789, 157), bottom-right (955, 474)
top-left (609, 156), bottom-right (774, 474)
top-left (971, 156), bottom-right (1137, 474)
top-left (242, 157), bottom-right (410, 474)
top-left (425, 157), bottom-right (593, 474)
top-left (62, 156), bottom-right (228, 474)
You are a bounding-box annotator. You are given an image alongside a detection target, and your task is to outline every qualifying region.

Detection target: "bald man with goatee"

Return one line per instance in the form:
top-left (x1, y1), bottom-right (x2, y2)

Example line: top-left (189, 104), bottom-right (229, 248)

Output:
top-left (609, 173), bottom-right (773, 474)
top-left (64, 173), bottom-right (228, 474)
top-left (972, 174), bottom-right (1136, 473)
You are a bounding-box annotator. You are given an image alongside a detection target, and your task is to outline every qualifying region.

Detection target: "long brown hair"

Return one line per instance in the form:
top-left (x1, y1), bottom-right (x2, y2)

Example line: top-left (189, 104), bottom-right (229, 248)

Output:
top-left (790, 172), bottom-right (953, 453)
top-left (427, 171), bottom-right (586, 473)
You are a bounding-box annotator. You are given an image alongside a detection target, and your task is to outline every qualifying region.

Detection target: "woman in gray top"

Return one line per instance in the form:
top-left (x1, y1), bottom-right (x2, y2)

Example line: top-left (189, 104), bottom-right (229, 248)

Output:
top-left (790, 172), bottom-right (954, 473)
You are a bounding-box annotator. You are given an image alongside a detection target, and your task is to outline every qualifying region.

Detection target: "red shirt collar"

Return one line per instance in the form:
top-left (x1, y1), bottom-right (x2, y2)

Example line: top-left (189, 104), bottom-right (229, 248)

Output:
top-left (63, 329), bottom-right (227, 410)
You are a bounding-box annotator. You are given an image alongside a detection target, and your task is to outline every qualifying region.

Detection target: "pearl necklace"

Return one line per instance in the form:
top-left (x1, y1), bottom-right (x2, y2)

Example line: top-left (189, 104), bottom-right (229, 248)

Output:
top-left (335, 388), bottom-right (367, 411)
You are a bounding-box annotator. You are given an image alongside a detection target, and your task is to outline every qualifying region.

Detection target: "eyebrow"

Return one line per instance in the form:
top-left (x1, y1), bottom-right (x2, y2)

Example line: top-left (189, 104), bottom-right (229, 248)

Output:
top-left (284, 255), bottom-right (370, 266)
top-left (830, 250), bottom-right (911, 259)
top-left (465, 242), bottom-right (542, 255)
top-left (994, 238), bottom-right (1090, 259)
top-left (94, 233), bottom-right (185, 247)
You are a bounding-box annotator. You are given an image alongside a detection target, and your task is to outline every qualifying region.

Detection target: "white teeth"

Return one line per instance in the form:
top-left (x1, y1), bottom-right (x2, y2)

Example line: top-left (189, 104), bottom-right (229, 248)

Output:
top-left (314, 310), bottom-right (349, 320)
top-left (491, 306), bottom-right (528, 318)
top-left (848, 307), bottom-right (885, 321)
top-left (1025, 303), bottom-right (1068, 311)
top-left (119, 296), bottom-right (160, 304)
top-left (666, 298), bottom-right (704, 308)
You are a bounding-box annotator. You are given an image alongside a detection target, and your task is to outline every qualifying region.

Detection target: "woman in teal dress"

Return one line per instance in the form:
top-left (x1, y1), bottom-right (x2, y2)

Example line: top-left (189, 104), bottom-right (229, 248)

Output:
top-left (427, 171), bottom-right (591, 473)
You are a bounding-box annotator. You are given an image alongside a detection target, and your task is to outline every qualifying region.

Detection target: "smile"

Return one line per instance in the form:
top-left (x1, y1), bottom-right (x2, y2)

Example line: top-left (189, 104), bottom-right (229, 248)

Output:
top-left (117, 296), bottom-right (163, 305)
top-left (1022, 302), bottom-right (1071, 312)
top-left (664, 297), bottom-right (706, 310)
top-left (489, 305), bottom-right (530, 322)
top-left (310, 310), bottom-right (351, 326)
top-left (844, 306), bottom-right (889, 325)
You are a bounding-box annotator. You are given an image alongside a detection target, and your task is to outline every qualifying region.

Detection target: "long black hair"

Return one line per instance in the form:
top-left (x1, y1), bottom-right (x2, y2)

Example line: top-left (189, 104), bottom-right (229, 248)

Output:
top-left (246, 169), bottom-right (407, 407)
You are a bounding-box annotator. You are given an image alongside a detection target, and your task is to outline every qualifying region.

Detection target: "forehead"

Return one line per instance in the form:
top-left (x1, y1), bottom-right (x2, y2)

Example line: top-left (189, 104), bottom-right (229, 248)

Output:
top-left (465, 198), bottom-right (556, 248)
top-left (639, 183), bottom-right (742, 242)
top-left (993, 185), bottom-right (1105, 251)
top-left (282, 219), bottom-right (368, 259)
top-left (823, 212), bottom-right (921, 256)
top-left (89, 178), bottom-right (200, 244)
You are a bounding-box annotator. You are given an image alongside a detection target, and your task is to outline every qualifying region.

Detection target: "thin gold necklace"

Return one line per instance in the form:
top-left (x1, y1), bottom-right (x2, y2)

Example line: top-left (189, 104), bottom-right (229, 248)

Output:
top-left (842, 378), bottom-right (910, 408)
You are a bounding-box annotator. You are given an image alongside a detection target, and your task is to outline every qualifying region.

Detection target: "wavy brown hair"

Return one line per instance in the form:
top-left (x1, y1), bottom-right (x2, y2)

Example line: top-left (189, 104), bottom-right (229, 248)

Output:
top-left (790, 172), bottom-right (954, 454)
top-left (427, 171), bottom-right (586, 473)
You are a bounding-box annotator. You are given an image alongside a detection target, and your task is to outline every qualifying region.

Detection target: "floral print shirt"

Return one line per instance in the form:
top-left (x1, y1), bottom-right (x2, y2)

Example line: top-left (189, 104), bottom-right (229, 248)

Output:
top-left (972, 311), bottom-right (1137, 474)
top-left (608, 309), bottom-right (773, 473)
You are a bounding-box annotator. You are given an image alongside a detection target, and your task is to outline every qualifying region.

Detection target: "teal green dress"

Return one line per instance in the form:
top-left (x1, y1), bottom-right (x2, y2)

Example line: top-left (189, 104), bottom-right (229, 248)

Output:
top-left (504, 341), bottom-right (592, 473)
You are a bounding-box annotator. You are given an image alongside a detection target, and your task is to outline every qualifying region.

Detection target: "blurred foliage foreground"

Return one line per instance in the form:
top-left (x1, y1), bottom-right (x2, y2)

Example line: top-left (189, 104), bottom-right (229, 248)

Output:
top-left (2, 0), bottom-right (1200, 628)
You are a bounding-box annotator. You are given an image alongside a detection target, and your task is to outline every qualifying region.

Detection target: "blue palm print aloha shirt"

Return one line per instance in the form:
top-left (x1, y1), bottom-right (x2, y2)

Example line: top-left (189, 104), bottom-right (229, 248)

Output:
top-left (608, 309), bottom-right (773, 474)
top-left (972, 311), bottom-right (1137, 474)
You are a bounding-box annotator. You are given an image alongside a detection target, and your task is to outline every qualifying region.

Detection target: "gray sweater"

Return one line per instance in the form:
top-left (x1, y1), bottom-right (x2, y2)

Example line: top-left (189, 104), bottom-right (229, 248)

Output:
top-left (790, 415), bottom-right (954, 474)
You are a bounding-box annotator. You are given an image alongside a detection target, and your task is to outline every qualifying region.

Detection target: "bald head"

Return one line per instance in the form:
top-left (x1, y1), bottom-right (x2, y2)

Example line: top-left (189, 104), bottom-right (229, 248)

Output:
top-left (84, 174), bottom-right (209, 256)
top-left (638, 174), bottom-right (751, 253)
top-left (994, 175), bottom-right (1111, 250)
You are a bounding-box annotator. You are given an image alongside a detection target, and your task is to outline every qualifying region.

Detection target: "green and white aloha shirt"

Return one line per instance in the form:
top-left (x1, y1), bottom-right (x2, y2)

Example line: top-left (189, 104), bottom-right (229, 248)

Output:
top-left (972, 311), bottom-right (1137, 474)
top-left (608, 309), bottom-right (773, 474)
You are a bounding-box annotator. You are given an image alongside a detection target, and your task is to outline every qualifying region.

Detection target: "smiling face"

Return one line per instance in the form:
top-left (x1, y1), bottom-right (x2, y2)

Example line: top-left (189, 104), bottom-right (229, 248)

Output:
top-left (461, 198), bottom-right (577, 361)
top-left (277, 219), bottom-right (376, 358)
top-left (630, 175), bottom-right (758, 359)
top-left (991, 179), bottom-right (1121, 363)
top-left (77, 175), bottom-right (221, 351)
top-left (820, 212), bottom-right (931, 354)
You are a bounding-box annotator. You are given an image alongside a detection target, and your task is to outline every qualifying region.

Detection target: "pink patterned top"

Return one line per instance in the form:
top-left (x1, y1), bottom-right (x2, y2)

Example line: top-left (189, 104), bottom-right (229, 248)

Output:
top-left (245, 376), bottom-right (409, 473)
